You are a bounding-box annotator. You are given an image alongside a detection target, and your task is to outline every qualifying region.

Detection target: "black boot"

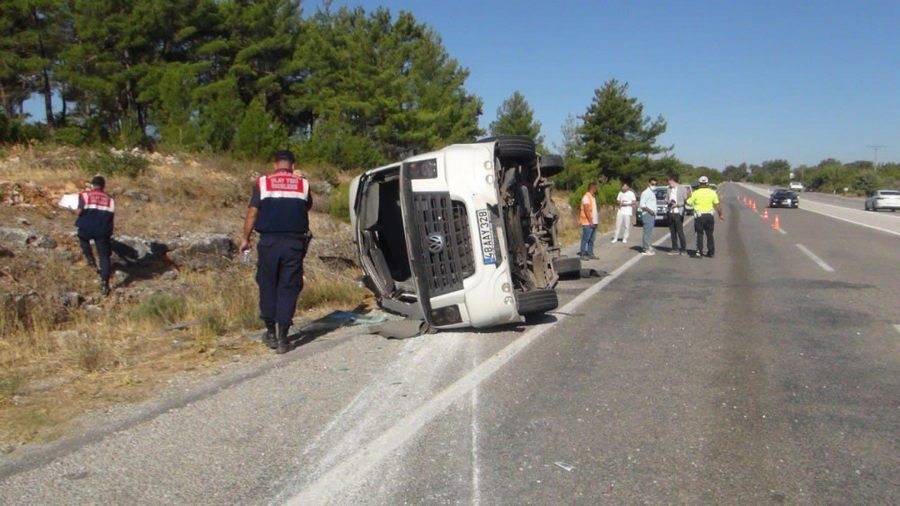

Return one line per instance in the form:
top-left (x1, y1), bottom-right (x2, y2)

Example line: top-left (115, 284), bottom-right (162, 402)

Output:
top-left (262, 323), bottom-right (276, 349)
top-left (276, 324), bottom-right (290, 354)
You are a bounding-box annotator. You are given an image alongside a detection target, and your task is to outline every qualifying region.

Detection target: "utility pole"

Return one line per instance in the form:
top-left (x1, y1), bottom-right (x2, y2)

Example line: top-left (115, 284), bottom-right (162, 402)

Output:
top-left (867, 145), bottom-right (886, 171)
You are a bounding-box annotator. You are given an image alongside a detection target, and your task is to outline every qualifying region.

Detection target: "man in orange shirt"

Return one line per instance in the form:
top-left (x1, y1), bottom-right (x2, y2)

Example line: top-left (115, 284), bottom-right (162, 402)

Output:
top-left (579, 182), bottom-right (599, 259)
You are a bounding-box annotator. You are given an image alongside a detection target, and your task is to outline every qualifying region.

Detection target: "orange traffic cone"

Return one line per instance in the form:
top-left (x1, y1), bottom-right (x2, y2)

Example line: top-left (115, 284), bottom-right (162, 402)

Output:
top-left (762, 208), bottom-right (769, 221)
top-left (751, 201), bottom-right (757, 211)
top-left (772, 214), bottom-right (781, 231)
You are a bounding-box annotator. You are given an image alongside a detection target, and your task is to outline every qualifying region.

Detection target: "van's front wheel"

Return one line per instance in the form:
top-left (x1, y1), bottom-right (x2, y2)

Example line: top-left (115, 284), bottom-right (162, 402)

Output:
top-left (516, 289), bottom-right (559, 316)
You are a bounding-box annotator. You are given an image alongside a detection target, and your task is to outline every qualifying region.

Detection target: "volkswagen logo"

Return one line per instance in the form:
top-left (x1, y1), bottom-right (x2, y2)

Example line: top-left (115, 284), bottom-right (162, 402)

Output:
top-left (427, 233), bottom-right (446, 254)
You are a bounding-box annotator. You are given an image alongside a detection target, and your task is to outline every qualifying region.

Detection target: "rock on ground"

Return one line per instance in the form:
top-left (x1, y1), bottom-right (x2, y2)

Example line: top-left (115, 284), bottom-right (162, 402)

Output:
top-left (168, 233), bottom-right (236, 270)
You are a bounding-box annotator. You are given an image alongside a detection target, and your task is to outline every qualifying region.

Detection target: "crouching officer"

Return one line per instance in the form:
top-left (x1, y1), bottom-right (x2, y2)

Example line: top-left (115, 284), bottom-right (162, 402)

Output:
top-left (686, 175), bottom-right (723, 258)
top-left (239, 150), bottom-right (313, 354)
top-left (74, 176), bottom-right (115, 296)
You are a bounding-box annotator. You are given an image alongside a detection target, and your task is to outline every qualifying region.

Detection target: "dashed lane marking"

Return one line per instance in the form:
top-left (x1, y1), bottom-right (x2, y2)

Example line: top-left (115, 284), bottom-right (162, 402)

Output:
top-left (796, 244), bottom-right (835, 273)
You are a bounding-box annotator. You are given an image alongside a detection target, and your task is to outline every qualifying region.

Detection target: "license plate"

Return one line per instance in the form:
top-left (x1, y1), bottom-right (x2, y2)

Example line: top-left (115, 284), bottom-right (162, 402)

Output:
top-left (476, 209), bottom-right (496, 265)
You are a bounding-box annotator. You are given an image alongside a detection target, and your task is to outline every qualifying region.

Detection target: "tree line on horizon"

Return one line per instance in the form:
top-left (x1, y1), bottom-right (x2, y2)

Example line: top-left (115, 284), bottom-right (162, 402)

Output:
top-left (0, 0), bottom-right (482, 168)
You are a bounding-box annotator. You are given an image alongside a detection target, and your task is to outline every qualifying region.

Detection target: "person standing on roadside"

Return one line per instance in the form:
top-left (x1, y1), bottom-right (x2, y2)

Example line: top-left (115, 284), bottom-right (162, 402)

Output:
top-left (686, 175), bottom-right (723, 258)
top-left (74, 176), bottom-right (115, 296)
top-left (579, 182), bottom-right (599, 259)
top-left (611, 182), bottom-right (636, 244)
top-left (666, 174), bottom-right (688, 256)
top-left (239, 150), bottom-right (313, 354)
top-left (639, 177), bottom-right (658, 255)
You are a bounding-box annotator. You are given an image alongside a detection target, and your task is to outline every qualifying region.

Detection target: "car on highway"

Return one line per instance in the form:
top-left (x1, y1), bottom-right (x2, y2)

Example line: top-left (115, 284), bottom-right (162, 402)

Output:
top-left (768, 189), bottom-right (799, 208)
top-left (789, 181), bottom-right (804, 191)
top-left (349, 136), bottom-right (574, 330)
top-left (865, 189), bottom-right (900, 212)
top-left (635, 186), bottom-right (671, 226)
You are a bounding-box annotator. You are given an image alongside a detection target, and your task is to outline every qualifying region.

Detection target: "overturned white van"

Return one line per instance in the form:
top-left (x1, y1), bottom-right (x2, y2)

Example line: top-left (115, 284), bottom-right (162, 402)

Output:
top-left (349, 136), bottom-right (579, 329)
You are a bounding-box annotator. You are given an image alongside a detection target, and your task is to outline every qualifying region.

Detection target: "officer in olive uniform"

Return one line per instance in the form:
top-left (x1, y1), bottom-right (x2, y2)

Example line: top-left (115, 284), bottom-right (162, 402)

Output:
top-left (239, 150), bottom-right (313, 354)
top-left (74, 176), bottom-right (115, 296)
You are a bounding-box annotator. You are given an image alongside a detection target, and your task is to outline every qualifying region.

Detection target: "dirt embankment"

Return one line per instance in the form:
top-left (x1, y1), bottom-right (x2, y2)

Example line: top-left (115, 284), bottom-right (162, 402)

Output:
top-left (0, 144), bottom-right (368, 450)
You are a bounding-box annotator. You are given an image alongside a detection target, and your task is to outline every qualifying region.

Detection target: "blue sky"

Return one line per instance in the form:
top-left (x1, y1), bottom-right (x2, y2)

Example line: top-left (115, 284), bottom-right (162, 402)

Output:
top-left (24, 0), bottom-right (899, 168)
top-left (329, 0), bottom-right (899, 168)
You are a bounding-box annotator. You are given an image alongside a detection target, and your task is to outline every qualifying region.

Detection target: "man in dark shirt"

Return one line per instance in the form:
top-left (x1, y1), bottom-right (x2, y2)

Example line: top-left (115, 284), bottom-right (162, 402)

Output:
top-left (239, 150), bottom-right (313, 353)
top-left (74, 176), bottom-right (115, 296)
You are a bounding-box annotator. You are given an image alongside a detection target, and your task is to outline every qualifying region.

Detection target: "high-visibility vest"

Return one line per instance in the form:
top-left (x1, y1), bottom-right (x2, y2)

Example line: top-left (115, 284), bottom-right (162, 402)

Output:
top-left (579, 192), bottom-right (596, 225)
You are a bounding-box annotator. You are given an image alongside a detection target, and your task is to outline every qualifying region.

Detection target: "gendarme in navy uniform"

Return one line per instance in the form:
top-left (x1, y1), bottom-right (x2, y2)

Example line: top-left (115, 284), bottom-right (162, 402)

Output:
top-left (75, 175), bottom-right (115, 296)
top-left (239, 150), bottom-right (313, 354)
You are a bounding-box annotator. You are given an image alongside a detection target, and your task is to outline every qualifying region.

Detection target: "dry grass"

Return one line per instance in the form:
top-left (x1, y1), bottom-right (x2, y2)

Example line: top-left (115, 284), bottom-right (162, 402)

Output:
top-left (0, 143), bottom-right (368, 447)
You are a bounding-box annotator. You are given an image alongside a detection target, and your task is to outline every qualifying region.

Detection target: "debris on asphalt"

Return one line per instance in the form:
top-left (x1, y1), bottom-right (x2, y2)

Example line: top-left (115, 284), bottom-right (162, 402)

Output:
top-left (371, 318), bottom-right (434, 339)
top-left (554, 461), bottom-right (575, 472)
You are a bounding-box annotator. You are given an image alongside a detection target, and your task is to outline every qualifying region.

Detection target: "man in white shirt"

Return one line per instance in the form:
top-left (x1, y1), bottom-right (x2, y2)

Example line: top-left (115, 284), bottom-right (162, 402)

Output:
top-left (611, 182), bottom-right (636, 243)
top-left (639, 177), bottom-right (659, 255)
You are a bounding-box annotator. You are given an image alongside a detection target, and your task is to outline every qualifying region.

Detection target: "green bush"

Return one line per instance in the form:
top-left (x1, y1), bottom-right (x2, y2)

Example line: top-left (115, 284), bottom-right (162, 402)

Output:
top-left (0, 114), bottom-right (48, 144)
top-left (329, 181), bottom-right (351, 223)
top-left (79, 151), bottom-right (149, 178)
top-left (568, 180), bottom-right (621, 208)
top-left (52, 125), bottom-right (92, 146)
top-left (597, 179), bottom-right (622, 205)
top-left (129, 293), bottom-right (186, 325)
top-left (232, 95), bottom-right (288, 161)
top-left (294, 119), bottom-right (385, 171)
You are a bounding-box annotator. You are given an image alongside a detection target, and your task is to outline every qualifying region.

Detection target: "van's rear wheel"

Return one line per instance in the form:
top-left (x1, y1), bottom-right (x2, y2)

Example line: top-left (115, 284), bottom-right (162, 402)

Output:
top-left (495, 136), bottom-right (536, 161)
top-left (516, 289), bottom-right (558, 316)
top-left (539, 154), bottom-right (565, 177)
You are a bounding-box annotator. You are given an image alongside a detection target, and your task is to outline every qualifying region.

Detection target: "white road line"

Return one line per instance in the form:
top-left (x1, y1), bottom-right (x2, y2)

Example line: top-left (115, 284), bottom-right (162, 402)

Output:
top-left (778, 229), bottom-right (787, 235)
top-left (796, 244), bottom-right (835, 273)
top-left (284, 231), bottom-right (675, 505)
top-left (470, 353), bottom-right (481, 506)
top-left (894, 324), bottom-right (900, 336)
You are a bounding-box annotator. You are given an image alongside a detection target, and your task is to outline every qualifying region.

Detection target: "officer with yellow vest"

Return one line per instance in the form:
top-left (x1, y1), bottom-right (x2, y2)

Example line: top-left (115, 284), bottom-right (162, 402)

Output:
top-left (685, 176), bottom-right (723, 258)
top-left (239, 150), bottom-right (313, 354)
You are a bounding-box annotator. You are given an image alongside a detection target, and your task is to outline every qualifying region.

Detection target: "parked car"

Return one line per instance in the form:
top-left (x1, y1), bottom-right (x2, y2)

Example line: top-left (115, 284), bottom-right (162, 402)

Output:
top-left (789, 181), bottom-right (804, 191)
top-left (769, 189), bottom-right (799, 208)
top-left (635, 186), bottom-right (671, 226)
top-left (865, 189), bottom-right (900, 212)
top-left (348, 136), bottom-right (574, 329)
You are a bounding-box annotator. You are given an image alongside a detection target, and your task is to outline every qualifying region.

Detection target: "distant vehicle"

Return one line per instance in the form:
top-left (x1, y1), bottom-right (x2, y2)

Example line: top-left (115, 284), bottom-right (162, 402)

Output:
top-left (769, 189), bottom-right (799, 209)
top-left (865, 189), bottom-right (900, 212)
top-left (789, 181), bottom-right (804, 191)
top-left (349, 136), bottom-right (570, 330)
top-left (635, 186), bottom-right (670, 226)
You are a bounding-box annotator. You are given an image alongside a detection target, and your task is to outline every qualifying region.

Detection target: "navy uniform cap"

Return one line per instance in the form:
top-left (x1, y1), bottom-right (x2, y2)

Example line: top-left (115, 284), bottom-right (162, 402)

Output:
top-left (273, 150), bottom-right (295, 163)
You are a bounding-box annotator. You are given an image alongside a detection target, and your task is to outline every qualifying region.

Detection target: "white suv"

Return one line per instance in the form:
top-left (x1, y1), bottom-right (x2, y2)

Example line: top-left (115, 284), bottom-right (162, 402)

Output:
top-left (789, 181), bottom-right (804, 191)
top-left (348, 136), bottom-right (574, 329)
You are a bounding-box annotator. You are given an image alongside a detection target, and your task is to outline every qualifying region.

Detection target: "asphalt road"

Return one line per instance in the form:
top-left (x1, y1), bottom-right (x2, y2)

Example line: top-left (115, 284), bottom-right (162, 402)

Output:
top-left (1, 183), bottom-right (898, 505)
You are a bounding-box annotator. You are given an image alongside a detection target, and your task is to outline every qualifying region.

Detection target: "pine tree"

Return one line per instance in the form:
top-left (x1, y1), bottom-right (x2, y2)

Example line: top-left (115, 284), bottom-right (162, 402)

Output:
top-left (0, 0), bottom-right (70, 124)
top-left (232, 95), bottom-right (287, 160)
top-left (489, 91), bottom-right (543, 147)
top-left (579, 79), bottom-right (668, 181)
